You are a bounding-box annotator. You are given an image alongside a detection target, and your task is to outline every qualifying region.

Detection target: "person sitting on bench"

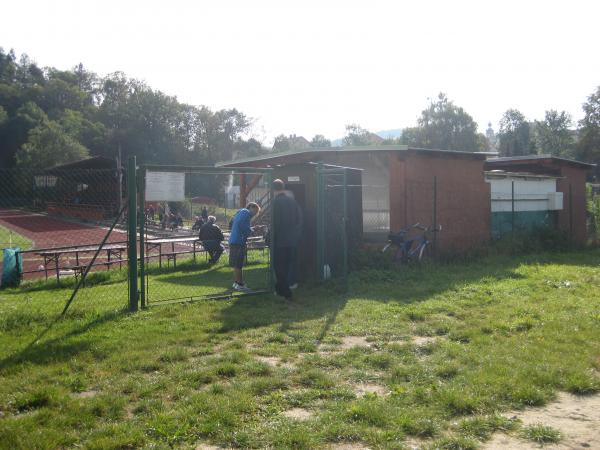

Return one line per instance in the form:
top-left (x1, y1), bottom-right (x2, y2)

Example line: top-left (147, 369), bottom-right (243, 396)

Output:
top-left (199, 215), bottom-right (224, 264)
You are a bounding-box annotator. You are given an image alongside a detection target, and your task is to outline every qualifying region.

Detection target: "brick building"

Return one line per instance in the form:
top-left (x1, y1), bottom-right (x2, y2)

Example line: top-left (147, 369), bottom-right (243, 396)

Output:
top-left (485, 155), bottom-right (596, 245)
top-left (218, 145), bottom-right (492, 254)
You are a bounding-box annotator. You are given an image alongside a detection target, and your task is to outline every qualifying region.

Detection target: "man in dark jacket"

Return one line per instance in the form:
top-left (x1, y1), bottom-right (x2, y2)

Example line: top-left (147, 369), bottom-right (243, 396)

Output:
top-left (199, 216), bottom-right (224, 264)
top-left (272, 179), bottom-right (302, 300)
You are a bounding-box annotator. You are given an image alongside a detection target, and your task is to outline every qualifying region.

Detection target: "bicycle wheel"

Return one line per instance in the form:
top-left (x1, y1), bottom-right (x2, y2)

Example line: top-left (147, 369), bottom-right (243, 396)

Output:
top-left (417, 243), bottom-right (431, 262)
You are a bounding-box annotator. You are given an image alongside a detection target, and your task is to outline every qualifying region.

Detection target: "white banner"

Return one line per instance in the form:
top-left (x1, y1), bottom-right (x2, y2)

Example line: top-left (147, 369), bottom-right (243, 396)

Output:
top-left (145, 171), bottom-right (185, 201)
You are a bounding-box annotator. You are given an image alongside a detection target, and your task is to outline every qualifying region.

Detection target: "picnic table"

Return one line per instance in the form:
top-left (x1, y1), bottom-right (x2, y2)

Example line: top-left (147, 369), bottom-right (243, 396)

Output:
top-left (144, 236), bottom-right (204, 268)
top-left (36, 243), bottom-right (127, 283)
top-left (144, 235), bottom-right (266, 268)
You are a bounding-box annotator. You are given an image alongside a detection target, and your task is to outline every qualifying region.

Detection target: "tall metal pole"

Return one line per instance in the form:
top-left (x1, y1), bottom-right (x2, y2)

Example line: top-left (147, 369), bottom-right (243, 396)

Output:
top-left (569, 183), bottom-right (573, 237)
top-left (127, 156), bottom-right (138, 312)
top-left (138, 167), bottom-right (146, 308)
top-left (511, 181), bottom-right (515, 234)
top-left (341, 170), bottom-right (348, 291)
top-left (432, 176), bottom-right (437, 257)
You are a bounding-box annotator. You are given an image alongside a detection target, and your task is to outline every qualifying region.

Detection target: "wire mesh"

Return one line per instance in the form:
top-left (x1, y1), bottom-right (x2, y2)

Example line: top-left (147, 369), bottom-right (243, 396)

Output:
top-left (0, 167), bottom-right (129, 309)
top-left (140, 167), bottom-right (272, 304)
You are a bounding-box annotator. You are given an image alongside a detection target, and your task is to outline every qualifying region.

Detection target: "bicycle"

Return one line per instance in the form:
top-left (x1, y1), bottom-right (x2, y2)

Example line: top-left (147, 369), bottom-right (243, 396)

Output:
top-left (382, 223), bottom-right (442, 263)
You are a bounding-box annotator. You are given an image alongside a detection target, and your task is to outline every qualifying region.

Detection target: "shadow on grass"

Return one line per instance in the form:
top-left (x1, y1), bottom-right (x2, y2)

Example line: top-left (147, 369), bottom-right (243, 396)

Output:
top-left (0, 308), bottom-right (126, 371)
top-left (215, 252), bottom-right (563, 339)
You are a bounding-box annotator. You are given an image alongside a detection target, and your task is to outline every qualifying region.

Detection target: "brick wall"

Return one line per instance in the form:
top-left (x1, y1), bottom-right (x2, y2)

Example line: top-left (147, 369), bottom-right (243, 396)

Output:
top-left (389, 152), bottom-right (491, 254)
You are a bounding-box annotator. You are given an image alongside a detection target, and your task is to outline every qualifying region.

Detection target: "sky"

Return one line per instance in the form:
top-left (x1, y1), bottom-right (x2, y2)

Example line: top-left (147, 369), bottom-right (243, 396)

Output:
top-left (2, 0), bottom-right (599, 144)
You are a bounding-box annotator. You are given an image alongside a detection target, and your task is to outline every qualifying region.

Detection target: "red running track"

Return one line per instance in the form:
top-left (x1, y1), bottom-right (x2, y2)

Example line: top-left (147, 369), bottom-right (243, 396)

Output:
top-left (0, 209), bottom-right (127, 280)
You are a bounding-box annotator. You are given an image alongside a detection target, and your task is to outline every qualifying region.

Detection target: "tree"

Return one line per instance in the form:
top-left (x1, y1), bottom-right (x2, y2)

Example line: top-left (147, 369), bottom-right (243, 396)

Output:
top-left (15, 120), bottom-right (89, 168)
top-left (343, 124), bottom-right (371, 146)
top-left (534, 110), bottom-right (574, 157)
top-left (399, 93), bottom-right (483, 151)
top-left (310, 134), bottom-right (331, 148)
top-left (497, 109), bottom-right (531, 157)
top-left (272, 134), bottom-right (291, 152)
top-left (577, 86), bottom-right (600, 166)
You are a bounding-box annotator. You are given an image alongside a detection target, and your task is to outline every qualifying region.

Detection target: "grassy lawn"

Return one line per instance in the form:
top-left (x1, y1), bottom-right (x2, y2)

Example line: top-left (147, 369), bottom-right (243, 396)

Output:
top-left (0, 250), bottom-right (599, 449)
top-left (0, 225), bottom-right (31, 262)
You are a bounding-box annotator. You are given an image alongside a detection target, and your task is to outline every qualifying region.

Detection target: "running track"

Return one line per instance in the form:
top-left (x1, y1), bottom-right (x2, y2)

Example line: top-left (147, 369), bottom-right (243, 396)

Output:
top-left (0, 209), bottom-right (127, 280)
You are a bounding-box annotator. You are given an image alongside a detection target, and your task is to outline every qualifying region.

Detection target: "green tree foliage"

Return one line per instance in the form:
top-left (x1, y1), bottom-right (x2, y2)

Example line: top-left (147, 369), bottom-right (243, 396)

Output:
top-left (343, 124), bottom-right (371, 146)
top-left (272, 134), bottom-right (291, 152)
top-left (310, 134), bottom-right (331, 147)
top-left (577, 86), bottom-right (600, 166)
top-left (498, 109), bottom-right (531, 157)
top-left (0, 47), bottom-right (257, 168)
top-left (400, 93), bottom-right (483, 151)
top-left (15, 121), bottom-right (89, 168)
top-left (533, 110), bottom-right (574, 157)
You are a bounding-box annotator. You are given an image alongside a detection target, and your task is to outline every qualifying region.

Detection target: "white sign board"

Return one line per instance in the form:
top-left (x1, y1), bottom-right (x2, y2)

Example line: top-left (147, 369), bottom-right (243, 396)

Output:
top-left (145, 171), bottom-right (185, 201)
top-left (288, 176), bottom-right (300, 182)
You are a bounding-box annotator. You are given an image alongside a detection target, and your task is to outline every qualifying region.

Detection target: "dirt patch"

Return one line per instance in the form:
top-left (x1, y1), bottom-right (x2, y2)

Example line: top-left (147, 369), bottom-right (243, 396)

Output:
top-left (484, 392), bottom-right (600, 449)
top-left (411, 336), bottom-right (437, 346)
top-left (353, 383), bottom-right (389, 398)
top-left (402, 437), bottom-right (429, 450)
top-left (255, 355), bottom-right (295, 369)
top-left (282, 407), bottom-right (313, 421)
top-left (327, 443), bottom-right (371, 450)
top-left (73, 390), bottom-right (98, 398)
top-left (340, 336), bottom-right (371, 350)
top-left (195, 445), bottom-right (232, 450)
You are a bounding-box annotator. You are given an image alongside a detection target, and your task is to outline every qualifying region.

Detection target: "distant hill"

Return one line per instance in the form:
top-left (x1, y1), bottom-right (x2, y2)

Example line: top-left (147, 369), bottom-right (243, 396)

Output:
top-left (331, 128), bottom-right (403, 147)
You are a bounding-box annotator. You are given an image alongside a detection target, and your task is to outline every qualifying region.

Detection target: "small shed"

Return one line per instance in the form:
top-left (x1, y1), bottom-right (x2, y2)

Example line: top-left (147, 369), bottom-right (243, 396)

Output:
top-left (485, 156), bottom-right (596, 244)
top-left (269, 162), bottom-right (363, 281)
top-left (485, 170), bottom-right (563, 238)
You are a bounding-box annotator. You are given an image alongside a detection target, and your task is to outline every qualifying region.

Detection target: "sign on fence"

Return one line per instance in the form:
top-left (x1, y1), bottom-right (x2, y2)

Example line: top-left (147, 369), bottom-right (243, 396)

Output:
top-left (145, 171), bottom-right (185, 201)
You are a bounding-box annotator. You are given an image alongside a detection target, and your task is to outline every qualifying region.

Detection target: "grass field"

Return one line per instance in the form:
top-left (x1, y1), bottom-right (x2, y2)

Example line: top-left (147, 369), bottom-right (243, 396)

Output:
top-left (0, 225), bottom-right (31, 262)
top-left (0, 250), bottom-right (599, 449)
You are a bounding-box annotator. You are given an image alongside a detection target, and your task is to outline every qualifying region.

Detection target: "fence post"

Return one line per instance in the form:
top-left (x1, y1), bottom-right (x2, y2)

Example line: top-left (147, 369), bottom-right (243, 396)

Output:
top-left (127, 156), bottom-right (138, 312)
top-left (341, 170), bottom-right (348, 291)
top-left (569, 183), bottom-right (573, 238)
top-left (511, 181), bottom-right (515, 234)
top-left (432, 176), bottom-right (437, 257)
top-left (138, 166), bottom-right (146, 308)
top-left (316, 164), bottom-right (324, 281)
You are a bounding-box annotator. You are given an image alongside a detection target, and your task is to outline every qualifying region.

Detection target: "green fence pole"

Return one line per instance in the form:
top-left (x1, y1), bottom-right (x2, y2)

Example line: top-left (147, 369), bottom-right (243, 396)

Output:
top-left (569, 183), bottom-right (573, 238)
top-left (138, 167), bottom-right (146, 308)
top-left (342, 170), bottom-right (348, 291)
top-left (266, 170), bottom-right (274, 292)
top-left (316, 164), bottom-right (324, 281)
top-left (127, 156), bottom-right (138, 312)
top-left (511, 181), bottom-right (515, 234)
top-left (432, 176), bottom-right (437, 257)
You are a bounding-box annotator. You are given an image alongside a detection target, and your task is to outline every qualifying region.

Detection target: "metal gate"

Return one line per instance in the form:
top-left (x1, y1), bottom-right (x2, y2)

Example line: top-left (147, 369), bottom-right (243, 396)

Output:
top-left (316, 165), bottom-right (348, 288)
top-left (137, 165), bottom-right (273, 306)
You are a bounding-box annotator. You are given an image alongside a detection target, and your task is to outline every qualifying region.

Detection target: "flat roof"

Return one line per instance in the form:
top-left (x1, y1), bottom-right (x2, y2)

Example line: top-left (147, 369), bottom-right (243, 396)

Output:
top-left (486, 154), bottom-right (595, 169)
top-left (485, 170), bottom-right (562, 180)
top-left (217, 145), bottom-right (496, 167)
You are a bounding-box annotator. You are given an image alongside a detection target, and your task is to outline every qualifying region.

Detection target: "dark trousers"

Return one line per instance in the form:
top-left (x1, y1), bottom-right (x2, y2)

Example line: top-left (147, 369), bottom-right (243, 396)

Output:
top-left (203, 240), bottom-right (224, 263)
top-left (274, 246), bottom-right (293, 299)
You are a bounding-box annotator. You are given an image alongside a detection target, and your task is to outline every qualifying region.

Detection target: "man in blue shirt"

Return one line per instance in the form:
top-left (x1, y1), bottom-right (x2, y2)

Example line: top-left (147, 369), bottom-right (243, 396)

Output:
top-left (229, 202), bottom-right (260, 291)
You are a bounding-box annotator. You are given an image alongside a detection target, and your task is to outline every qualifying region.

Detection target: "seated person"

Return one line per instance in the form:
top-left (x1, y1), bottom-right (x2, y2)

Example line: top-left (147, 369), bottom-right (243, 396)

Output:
top-left (192, 216), bottom-right (204, 231)
top-left (199, 216), bottom-right (224, 264)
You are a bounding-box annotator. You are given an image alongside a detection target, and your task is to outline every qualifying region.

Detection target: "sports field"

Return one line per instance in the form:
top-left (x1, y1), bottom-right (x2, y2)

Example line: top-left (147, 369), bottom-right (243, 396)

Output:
top-left (0, 209), bottom-right (127, 279)
top-left (1, 249), bottom-right (599, 449)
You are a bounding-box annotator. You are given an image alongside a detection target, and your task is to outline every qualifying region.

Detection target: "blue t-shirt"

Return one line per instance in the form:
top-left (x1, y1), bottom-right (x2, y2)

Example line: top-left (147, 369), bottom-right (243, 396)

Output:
top-left (229, 208), bottom-right (252, 245)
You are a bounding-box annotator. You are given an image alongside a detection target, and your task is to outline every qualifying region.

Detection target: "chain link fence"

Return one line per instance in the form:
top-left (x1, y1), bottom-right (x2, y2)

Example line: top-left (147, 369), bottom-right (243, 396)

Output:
top-left (139, 167), bottom-right (273, 305)
top-left (0, 166), bottom-right (129, 308)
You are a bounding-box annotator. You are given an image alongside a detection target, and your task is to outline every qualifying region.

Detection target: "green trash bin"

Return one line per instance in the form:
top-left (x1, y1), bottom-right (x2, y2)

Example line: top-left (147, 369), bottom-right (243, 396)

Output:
top-left (1, 248), bottom-right (23, 288)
